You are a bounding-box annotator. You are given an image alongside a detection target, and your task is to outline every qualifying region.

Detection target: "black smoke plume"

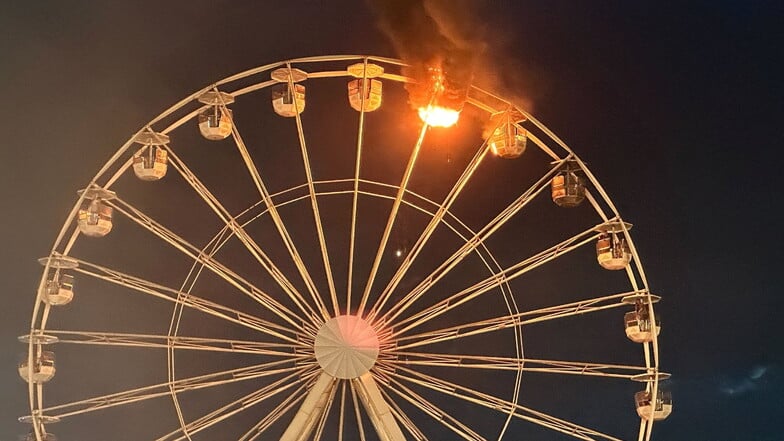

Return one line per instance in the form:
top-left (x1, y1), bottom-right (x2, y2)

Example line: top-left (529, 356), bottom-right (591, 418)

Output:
top-left (370, 0), bottom-right (537, 117)
top-left (370, 0), bottom-right (486, 110)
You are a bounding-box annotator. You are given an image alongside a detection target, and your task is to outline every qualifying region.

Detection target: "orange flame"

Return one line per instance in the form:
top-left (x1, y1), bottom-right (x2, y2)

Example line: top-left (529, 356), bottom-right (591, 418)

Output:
top-left (418, 105), bottom-right (460, 127)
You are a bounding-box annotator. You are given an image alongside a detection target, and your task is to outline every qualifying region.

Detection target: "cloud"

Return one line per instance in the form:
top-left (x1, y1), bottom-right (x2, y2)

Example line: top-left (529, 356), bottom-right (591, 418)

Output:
top-left (719, 364), bottom-right (771, 396)
top-left (749, 365), bottom-right (768, 380)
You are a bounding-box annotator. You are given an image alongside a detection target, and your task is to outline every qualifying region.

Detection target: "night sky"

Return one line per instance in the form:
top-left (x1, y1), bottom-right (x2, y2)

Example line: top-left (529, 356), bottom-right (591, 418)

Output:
top-left (1, 2), bottom-right (782, 441)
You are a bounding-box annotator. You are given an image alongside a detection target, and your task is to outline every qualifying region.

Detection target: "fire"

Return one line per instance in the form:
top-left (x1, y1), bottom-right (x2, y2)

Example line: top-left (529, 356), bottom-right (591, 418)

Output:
top-left (418, 105), bottom-right (460, 127)
top-left (409, 61), bottom-right (468, 128)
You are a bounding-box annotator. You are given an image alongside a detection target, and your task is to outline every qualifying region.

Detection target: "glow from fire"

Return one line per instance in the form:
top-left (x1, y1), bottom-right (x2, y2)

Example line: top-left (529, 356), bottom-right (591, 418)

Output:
top-left (418, 105), bottom-right (460, 127)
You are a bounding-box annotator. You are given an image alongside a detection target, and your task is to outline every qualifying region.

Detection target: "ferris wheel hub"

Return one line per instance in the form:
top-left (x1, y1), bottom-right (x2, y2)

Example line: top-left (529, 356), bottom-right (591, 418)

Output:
top-left (314, 315), bottom-right (379, 379)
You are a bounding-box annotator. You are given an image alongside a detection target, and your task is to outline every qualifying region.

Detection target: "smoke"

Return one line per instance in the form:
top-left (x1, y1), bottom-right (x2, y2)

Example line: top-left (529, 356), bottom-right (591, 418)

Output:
top-left (370, 0), bottom-right (484, 110)
top-left (719, 364), bottom-right (772, 396)
top-left (370, 0), bottom-right (535, 114)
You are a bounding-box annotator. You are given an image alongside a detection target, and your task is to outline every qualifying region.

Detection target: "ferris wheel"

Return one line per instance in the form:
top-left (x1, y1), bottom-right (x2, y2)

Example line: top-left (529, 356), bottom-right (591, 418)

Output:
top-left (20, 55), bottom-right (671, 441)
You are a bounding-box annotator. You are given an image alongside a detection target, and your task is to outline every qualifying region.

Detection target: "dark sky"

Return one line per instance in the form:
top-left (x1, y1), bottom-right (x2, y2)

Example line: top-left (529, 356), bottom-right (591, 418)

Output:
top-left (1, 1), bottom-right (782, 441)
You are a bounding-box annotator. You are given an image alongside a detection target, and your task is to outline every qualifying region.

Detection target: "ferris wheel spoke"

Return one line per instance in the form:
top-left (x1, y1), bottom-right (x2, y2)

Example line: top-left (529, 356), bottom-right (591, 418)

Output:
top-left (378, 372), bottom-right (486, 441)
top-left (367, 113), bottom-right (504, 322)
top-left (106, 198), bottom-right (305, 329)
top-left (346, 380), bottom-right (369, 441)
top-left (164, 146), bottom-right (321, 322)
top-left (157, 365), bottom-right (316, 441)
top-left (239, 382), bottom-right (310, 441)
top-left (285, 63), bottom-right (341, 318)
top-left (636, 418), bottom-right (648, 441)
top-left (336, 381), bottom-right (347, 441)
top-left (348, 380), bottom-right (369, 441)
top-left (357, 120), bottom-right (430, 316)
top-left (226, 105), bottom-right (330, 323)
top-left (390, 222), bottom-right (604, 337)
top-left (347, 59), bottom-right (371, 315)
top-left (42, 330), bottom-right (301, 357)
top-left (522, 129), bottom-right (564, 161)
top-left (71, 259), bottom-right (306, 345)
top-left (376, 382), bottom-right (429, 441)
top-left (584, 190), bottom-right (611, 222)
top-left (43, 358), bottom-right (305, 419)
top-left (394, 290), bottom-right (637, 350)
top-left (390, 365), bottom-right (623, 441)
top-left (643, 378), bottom-right (659, 441)
top-left (389, 352), bottom-right (648, 379)
top-left (380, 160), bottom-right (564, 325)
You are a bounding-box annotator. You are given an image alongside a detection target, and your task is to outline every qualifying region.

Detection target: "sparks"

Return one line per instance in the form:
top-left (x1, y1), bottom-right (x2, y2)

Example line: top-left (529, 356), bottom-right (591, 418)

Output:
top-left (418, 105), bottom-right (460, 127)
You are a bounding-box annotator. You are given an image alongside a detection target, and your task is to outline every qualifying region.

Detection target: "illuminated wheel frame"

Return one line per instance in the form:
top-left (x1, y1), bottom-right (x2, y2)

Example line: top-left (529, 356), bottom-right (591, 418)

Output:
top-left (22, 55), bottom-right (668, 441)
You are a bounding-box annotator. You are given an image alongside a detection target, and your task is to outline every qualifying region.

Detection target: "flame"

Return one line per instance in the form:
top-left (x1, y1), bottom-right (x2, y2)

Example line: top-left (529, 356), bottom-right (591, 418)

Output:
top-left (418, 105), bottom-right (460, 127)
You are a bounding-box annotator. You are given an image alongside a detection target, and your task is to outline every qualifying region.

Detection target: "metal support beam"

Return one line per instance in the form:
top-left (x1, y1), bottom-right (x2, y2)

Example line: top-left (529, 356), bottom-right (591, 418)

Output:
top-left (352, 372), bottom-right (406, 441)
top-left (280, 371), bottom-right (337, 441)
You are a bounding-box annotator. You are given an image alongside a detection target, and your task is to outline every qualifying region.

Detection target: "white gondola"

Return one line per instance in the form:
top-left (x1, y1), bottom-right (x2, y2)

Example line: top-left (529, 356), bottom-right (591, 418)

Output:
top-left (271, 67), bottom-right (307, 117)
top-left (347, 62), bottom-right (384, 112)
top-left (76, 187), bottom-right (116, 237)
top-left (132, 131), bottom-right (169, 180)
top-left (596, 234), bottom-right (631, 270)
top-left (485, 110), bottom-right (527, 159)
top-left (625, 301), bottom-right (661, 343)
top-left (595, 222), bottom-right (633, 270)
top-left (635, 389), bottom-right (672, 421)
top-left (198, 106), bottom-right (233, 140)
top-left (132, 146), bottom-right (168, 181)
top-left (348, 78), bottom-right (382, 112)
top-left (551, 160), bottom-right (586, 207)
top-left (77, 199), bottom-right (113, 237)
top-left (18, 350), bottom-right (56, 383)
top-left (197, 90), bottom-right (235, 140)
top-left (41, 273), bottom-right (74, 306)
top-left (272, 84), bottom-right (306, 117)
